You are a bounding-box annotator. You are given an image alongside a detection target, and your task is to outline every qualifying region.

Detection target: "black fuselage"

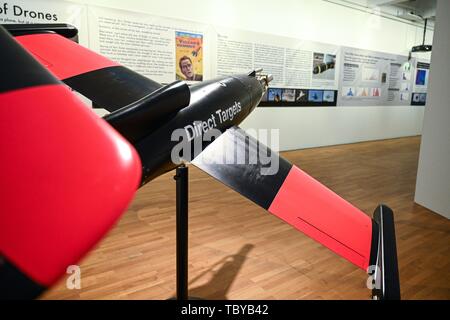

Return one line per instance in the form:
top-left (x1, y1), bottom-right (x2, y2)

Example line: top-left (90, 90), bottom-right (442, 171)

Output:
top-left (133, 74), bottom-right (265, 184)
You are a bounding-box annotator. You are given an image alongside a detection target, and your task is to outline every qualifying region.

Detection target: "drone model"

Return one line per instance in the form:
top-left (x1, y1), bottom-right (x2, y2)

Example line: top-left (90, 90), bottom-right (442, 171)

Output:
top-left (0, 24), bottom-right (400, 300)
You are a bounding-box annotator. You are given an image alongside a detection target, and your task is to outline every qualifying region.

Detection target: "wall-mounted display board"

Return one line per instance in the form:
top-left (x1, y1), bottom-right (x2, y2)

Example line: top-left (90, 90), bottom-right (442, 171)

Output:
top-left (211, 27), bottom-right (339, 107)
top-left (87, 6), bottom-right (211, 84)
top-left (1, 0), bottom-right (429, 108)
top-left (337, 47), bottom-right (416, 106)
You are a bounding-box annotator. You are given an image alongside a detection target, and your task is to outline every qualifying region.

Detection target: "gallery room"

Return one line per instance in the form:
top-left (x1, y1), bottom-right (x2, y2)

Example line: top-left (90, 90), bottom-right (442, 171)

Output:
top-left (0, 0), bottom-right (449, 302)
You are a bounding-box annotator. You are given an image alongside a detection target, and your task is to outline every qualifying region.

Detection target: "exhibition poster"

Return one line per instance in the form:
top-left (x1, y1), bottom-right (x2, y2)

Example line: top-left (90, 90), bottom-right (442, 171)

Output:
top-left (175, 31), bottom-right (203, 82)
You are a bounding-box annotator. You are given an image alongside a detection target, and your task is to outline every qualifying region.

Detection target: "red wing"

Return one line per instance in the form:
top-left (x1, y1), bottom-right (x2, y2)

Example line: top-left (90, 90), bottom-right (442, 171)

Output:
top-left (0, 25), bottom-right (141, 299)
top-left (14, 30), bottom-right (162, 112)
top-left (192, 127), bottom-right (400, 299)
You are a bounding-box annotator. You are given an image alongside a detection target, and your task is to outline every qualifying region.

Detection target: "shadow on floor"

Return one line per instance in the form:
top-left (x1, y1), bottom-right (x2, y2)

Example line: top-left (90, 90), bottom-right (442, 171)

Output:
top-left (182, 244), bottom-right (254, 300)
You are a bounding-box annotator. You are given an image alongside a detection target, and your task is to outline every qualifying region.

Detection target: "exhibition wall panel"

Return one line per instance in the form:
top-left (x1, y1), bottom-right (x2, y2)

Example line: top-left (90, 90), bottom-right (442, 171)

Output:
top-left (87, 5), bottom-right (212, 84)
top-left (0, 0), bottom-right (88, 44)
top-left (1, 0), bottom-right (434, 150)
top-left (211, 26), bottom-right (340, 107)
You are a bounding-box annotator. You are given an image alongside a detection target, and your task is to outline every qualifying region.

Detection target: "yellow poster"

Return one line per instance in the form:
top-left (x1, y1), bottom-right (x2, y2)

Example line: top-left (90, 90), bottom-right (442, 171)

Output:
top-left (175, 31), bottom-right (203, 81)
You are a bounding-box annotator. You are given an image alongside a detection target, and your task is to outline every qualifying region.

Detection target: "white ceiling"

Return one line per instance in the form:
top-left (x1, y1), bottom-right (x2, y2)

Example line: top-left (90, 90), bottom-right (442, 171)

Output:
top-left (367, 0), bottom-right (436, 19)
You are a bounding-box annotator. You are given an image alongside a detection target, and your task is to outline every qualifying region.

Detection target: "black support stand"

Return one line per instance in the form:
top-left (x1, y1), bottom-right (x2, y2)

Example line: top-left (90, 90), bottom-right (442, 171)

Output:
top-left (174, 165), bottom-right (189, 300)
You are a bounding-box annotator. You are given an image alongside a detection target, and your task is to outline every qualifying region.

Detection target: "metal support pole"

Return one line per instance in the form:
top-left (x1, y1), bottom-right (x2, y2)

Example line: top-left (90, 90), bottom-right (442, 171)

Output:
top-left (174, 164), bottom-right (188, 300)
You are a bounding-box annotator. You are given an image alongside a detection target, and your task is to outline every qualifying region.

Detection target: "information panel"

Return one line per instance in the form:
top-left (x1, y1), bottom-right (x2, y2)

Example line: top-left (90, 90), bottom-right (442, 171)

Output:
top-left (87, 5), bottom-right (211, 84)
top-left (212, 27), bottom-right (340, 107)
top-left (337, 47), bottom-right (416, 106)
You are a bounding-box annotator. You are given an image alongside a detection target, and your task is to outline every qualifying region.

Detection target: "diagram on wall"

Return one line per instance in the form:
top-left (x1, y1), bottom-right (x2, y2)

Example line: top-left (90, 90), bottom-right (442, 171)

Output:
top-left (337, 47), bottom-right (417, 106)
top-left (362, 67), bottom-right (380, 82)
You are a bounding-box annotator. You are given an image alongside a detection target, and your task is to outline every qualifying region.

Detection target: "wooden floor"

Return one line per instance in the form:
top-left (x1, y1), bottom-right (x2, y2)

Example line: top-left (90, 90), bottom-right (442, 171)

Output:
top-left (42, 136), bottom-right (450, 300)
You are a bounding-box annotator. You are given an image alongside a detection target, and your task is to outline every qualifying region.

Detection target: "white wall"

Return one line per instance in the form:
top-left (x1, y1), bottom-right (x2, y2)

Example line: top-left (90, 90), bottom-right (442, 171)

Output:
top-left (65, 0), bottom-right (432, 150)
top-left (415, 0), bottom-right (450, 219)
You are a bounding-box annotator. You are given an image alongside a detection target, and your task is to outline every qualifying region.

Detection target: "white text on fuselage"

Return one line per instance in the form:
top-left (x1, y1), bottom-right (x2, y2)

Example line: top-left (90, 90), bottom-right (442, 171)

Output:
top-left (184, 101), bottom-right (242, 141)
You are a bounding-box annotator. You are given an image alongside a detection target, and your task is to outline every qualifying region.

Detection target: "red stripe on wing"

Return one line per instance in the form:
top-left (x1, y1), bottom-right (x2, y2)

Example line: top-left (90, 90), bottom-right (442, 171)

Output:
top-left (268, 166), bottom-right (373, 270)
top-left (15, 33), bottom-right (119, 80)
